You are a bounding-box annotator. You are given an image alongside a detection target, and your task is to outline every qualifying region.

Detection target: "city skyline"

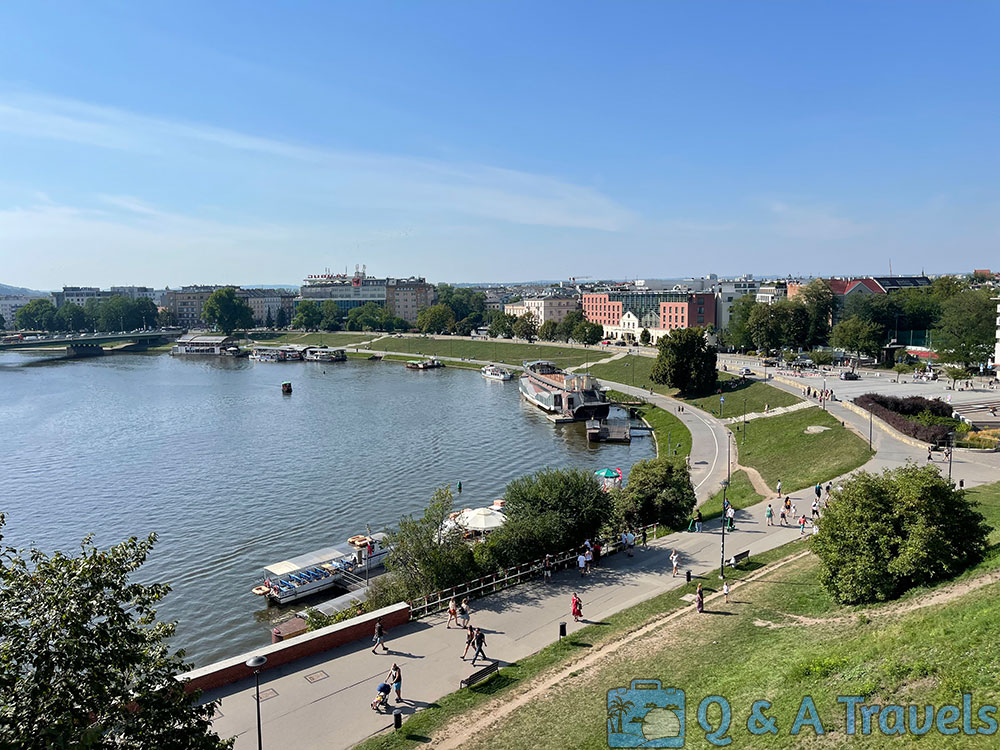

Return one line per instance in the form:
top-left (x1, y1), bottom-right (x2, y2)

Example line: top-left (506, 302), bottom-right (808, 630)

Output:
top-left (1, 2), bottom-right (998, 289)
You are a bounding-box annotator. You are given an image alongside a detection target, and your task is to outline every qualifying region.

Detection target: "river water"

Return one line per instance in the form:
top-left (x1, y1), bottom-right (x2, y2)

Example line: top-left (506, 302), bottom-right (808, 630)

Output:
top-left (0, 352), bottom-right (654, 665)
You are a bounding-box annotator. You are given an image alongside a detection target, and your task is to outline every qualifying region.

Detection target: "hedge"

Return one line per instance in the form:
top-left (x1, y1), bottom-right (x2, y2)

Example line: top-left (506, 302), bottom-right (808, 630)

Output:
top-left (854, 393), bottom-right (954, 445)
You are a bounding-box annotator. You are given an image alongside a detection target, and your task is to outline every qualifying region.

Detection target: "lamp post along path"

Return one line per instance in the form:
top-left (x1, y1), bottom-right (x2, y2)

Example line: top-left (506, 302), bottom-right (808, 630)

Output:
top-left (246, 655), bottom-right (267, 750)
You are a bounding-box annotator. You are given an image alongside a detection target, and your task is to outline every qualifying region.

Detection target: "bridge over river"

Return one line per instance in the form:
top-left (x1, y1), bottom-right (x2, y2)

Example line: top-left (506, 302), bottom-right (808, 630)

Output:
top-left (0, 331), bottom-right (176, 357)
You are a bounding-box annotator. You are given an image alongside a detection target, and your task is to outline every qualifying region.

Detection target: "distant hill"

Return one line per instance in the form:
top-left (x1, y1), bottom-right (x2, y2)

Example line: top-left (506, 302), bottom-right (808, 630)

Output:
top-left (0, 283), bottom-right (47, 297)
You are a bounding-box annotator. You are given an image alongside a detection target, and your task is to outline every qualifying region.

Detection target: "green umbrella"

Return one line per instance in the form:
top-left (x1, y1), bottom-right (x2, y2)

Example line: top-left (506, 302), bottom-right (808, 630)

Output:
top-left (595, 468), bottom-right (619, 478)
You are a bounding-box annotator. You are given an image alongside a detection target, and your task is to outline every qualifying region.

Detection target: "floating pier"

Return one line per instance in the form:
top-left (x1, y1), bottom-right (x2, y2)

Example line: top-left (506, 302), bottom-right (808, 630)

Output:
top-left (586, 418), bottom-right (632, 443)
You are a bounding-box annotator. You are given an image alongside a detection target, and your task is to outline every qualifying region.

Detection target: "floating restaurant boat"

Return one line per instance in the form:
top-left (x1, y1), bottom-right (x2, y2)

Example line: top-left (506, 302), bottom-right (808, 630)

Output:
top-left (406, 358), bottom-right (444, 370)
top-left (303, 347), bottom-right (347, 362)
top-left (250, 346), bottom-right (303, 362)
top-left (481, 364), bottom-right (512, 381)
top-left (519, 360), bottom-right (610, 420)
top-left (252, 533), bottom-right (390, 605)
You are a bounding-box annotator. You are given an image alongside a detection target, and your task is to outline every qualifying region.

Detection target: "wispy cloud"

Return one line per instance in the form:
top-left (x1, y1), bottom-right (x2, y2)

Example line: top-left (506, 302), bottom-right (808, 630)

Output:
top-left (0, 90), bottom-right (634, 232)
top-left (766, 200), bottom-right (865, 241)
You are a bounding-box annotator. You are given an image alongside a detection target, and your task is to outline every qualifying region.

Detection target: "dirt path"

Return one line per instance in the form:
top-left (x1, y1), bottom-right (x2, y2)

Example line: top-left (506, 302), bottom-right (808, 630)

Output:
top-left (754, 568), bottom-right (1000, 630)
top-left (429, 550), bottom-right (812, 750)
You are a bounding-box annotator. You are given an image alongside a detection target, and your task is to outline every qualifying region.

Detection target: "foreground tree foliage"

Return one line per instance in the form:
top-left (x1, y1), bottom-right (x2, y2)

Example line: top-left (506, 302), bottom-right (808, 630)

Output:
top-left (812, 465), bottom-right (989, 605)
top-left (650, 326), bottom-right (717, 394)
top-left (612, 456), bottom-right (695, 530)
top-left (0, 516), bottom-right (231, 749)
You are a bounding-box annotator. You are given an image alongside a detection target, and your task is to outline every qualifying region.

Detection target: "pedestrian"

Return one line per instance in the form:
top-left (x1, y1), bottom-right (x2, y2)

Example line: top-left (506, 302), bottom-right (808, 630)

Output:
top-left (470, 628), bottom-right (488, 665)
top-left (543, 554), bottom-right (553, 583)
top-left (670, 549), bottom-right (679, 577)
top-left (627, 529), bottom-right (636, 556)
top-left (446, 597), bottom-right (458, 628)
top-left (811, 500), bottom-right (820, 519)
top-left (371, 617), bottom-right (389, 654)
top-left (462, 624), bottom-right (475, 659)
top-left (578, 550), bottom-right (586, 577)
top-left (927, 448), bottom-right (933, 462)
top-left (825, 483), bottom-right (832, 499)
top-left (695, 509), bottom-right (703, 533)
top-left (593, 539), bottom-right (602, 566)
top-left (386, 663), bottom-right (402, 702)
top-left (765, 504), bottom-right (773, 526)
top-left (790, 501), bottom-right (796, 519)
top-left (726, 505), bottom-right (736, 531)
top-left (779, 506), bottom-right (787, 526)
top-left (776, 479), bottom-right (782, 497)
top-left (620, 530), bottom-right (628, 552)
top-left (641, 526), bottom-right (648, 550)
top-left (696, 584), bottom-right (704, 614)
top-left (459, 598), bottom-right (471, 627)
top-left (584, 538), bottom-right (592, 551)
top-left (814, 483), bottom-right (822, 500)
top-left (584, 546), bottom-right (593, 573)
top-left (571, 592), bottom-right (583, 622)
top-left (723, 581), bottom-right (730, 603)
top-left (799, 515), bottom-right (807, 535)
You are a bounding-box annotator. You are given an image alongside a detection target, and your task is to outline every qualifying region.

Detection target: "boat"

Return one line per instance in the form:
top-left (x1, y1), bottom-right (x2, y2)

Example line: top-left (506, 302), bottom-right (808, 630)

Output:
top-left (481, 364), bottom-right (512, 381)
top-left (304, 347), bottom-right (347, 362)
top-left (281, 381), bottom-right (292, 394)
top-left (406, 358), bottom-right (445, 370)
top-left (250, 346), bottom-right (303, 362)
top-left (519, 360), bottom-right (610, 420)
top-left (253, 533), bottom-right (390, 605)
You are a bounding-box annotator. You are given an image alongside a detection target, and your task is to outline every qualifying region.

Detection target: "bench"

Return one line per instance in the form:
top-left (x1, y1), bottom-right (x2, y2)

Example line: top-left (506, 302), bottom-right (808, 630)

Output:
top-left (728, 551), bottom-right (750, 567)
top-left (460, 661), bottom-right (499, 688)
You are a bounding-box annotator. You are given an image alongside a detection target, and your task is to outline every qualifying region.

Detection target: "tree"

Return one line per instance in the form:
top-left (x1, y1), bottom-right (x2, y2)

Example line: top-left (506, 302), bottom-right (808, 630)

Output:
top-left (614, 456), bottom-right (695, 529)
top-left (639, 328), bottom-right (651, 346)
top-left (774, 298), bottom-right (809, 350)
top-left (265, 307), bottom-right (274, 329)
top-left (416, 303), bottom-right (456, 334)
top-left (15, 298), bottom-right (57, 331)
top-left (0, 515), bottom-right (231, 749)
top-left (726, 294), bottom-right (758, 351)
top-left (557, 310), bottom-right (586, 341)
top-left (812, 465), bottom-right (989, 604)
top-left (893, 361), bottom-right (911, 382)
top-left (157, 308), bottom-right (178, 328)
top-left (275, 306), bottom-right (288, 328)
top-left (538, 320), bottom-right (560, 341)
top-left (746, 303), bottom-right (782, 353)
top-left (488, 312), bottom-right (515, 338)
top-left (435, 285), bottom-right (485, 323)
top-left (54, 302), bottom-right (88, 332)
top-left (571, 320), bottom-right (604, 346)
top-left (0, 312), bottom-right (5, 330)
top-left (292, 300), bottom-right (322, 330)
top-left (345, 302), bottom-right (385, 331)
top-left (831, 316), bottom-right (882, 370)
top-left (650, 327), bottom-right (717, 394)
top-left (512, 313), bottom-right (538, 342)
top-left (202, 288), bottom-right (253, 335)
top-left (799, 279), bottom-right (835, 347)
top-left (932, 289), bottom-right (994, 368)
top-left (943, 365), bottom-right (970, 390)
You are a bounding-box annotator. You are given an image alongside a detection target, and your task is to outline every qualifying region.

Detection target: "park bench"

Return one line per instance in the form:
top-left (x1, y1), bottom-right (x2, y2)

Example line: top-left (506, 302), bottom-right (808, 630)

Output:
top-left (460, 661), bottom-right (499, 688)
top-left (728, 551), bottom-right (750, 568)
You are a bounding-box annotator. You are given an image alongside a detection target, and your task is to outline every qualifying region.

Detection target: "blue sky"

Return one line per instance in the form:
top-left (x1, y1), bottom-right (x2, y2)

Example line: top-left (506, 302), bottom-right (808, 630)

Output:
top-left (0, 1), bottom-right (997, 289)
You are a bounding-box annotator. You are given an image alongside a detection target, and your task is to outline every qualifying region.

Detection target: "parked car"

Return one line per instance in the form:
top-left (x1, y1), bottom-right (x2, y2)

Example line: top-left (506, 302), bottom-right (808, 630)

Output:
top-left (839, 371), bottom-right (861, 381)
top-left (762, 359), bottom-right (777, 367)
top-left (738, 367), bottom-right (753, 376)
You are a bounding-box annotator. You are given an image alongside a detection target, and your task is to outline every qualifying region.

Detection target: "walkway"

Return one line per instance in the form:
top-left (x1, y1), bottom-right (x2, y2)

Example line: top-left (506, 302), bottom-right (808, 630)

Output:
top-left (564, 349), bottom-right (628, 372)
top-left (720, 399), bottom-right (813, 425)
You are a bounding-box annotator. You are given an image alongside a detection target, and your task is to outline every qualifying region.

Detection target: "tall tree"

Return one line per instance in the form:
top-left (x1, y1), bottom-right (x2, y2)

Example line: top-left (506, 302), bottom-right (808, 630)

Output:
top-left (932, 289), bottom-right (994, 368)
top-left (292, 300), bottom-right (322, 330)
top-left (726, 294), bottom-right (758, 351)
top-left (488, 312), bottom-right (515, 338)
top-left (416, 303), bottom-right (456, 334)
top-left (614, 456), bottom-right (695, 529)
top-left (54, 302), bottom-right (88, 332)
top-left (157, 308), bottom-right (178, 328)
top-left (774, 299), bottom-right (809, 349)
top-left (538, 320), bottom-right (559, 341)
top-left (264, 307), bottom-right (274, 328)
top-left (14, 298), bottom-right (57, 331)
top-left (557, 310), bottom-right (586, 340)
top-left (650, 327), bottom-right (717, 394)
top-left (831, 315), bottom-right (883, 370)
top-left (0, 516), bottom-right (232, 749)
top-left (639, 328), bottom-right (651, 346)
top-left (512, 313), bottom-right (538, 342)
top-left (275, 306), bottom-right (289, 328)
top-left (202, 288), bottom-right (253, 335)
top-left (571, 320), bottom-right (604, 345)
top-left (799, 279), bottom-right (835, 347)
top-left (746, 304), bottom-right (782, 353)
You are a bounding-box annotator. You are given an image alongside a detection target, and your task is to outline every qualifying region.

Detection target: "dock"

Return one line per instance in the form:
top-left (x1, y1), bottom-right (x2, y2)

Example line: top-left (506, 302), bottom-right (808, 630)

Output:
top-left (586, 418), bottom-right (632, 442)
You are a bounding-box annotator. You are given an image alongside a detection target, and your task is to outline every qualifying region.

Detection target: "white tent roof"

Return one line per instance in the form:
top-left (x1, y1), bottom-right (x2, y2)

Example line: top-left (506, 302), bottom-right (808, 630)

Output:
top-left (457, 507), bottom-right (507, 532)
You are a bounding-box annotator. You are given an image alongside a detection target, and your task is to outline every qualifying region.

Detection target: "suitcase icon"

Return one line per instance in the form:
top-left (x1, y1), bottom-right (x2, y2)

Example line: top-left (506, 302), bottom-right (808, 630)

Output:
top-left (607, 680), bottom-right (685, 748)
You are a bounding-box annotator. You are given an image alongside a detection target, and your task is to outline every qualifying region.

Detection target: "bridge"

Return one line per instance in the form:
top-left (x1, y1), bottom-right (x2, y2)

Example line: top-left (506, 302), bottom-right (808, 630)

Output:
top-left (0, 331), bottom-right (175, 357)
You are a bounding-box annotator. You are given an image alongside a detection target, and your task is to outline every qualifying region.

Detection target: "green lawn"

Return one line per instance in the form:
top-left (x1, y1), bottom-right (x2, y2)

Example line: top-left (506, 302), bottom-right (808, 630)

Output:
top-left (369, 337), bottom-right (597, 369)
top-left (636, 403), bottom-right (691, 458)
top-left (588, 355), bottom-right (674, 395)
top-left (681, 371), bottom-right (801, 417)
top-left (456, 547), bottom-right (1000, 750)
top-left (251, 331), bottom-right (377, 347)
top-left (698, 469), bottom-right (761, 522)
top-left (731, 406), bottom-right (873, 493)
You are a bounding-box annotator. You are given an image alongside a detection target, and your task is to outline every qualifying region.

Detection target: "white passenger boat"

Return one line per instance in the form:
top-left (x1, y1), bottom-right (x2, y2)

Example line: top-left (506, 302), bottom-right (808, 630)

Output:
top-left (519, 360), bottom-right (610, 420)
top-left (304, 347), bottom-right (347, 362)
top-left (481, 364), bottom-right (512, 381)
top-left (250, 346), bottom-right (303, 362)
top-left (252, 533), bottom-right (390, 605)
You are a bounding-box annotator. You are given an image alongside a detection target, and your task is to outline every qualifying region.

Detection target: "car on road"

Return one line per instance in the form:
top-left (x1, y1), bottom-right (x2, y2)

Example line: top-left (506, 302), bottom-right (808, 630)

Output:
top-left (762, 359), bottom-right (777, 367)
top-left (738, 367), bottom-right (753, 376)
top-left (839, 371), bottom-right (861, 381)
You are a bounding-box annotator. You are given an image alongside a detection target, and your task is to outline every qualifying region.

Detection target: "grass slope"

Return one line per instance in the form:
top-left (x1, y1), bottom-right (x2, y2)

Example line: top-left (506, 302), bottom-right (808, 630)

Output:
top-left (369, 337), bottom-right (596, 369)
top-left (733, 406), bottom-right (873, 492)
top-left (681, 371), bottom-right (801, 417)
top-left (699, 469), bottom-right (761, 522)
top-left (252, 331), bottom-right (375, 347)
top-left (588, 355), bottom-right (672, 395)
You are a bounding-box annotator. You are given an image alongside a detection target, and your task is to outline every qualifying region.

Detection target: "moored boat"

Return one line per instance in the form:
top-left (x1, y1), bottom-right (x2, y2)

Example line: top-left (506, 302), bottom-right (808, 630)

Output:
top-left (304, 347), bottom-right (347, 362)
top-left (519, 360), bottom-right (610, 420)
top-left (481, 364), bottom-right (512, 381)
top-left (406, 358), bottom-right (445, 370)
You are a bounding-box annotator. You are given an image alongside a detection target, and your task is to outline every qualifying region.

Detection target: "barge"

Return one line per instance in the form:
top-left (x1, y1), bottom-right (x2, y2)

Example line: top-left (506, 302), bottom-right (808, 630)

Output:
top-left (406, 358), bottom-right (444, 370)
top-left (519, 360), bottom-right (610, 421)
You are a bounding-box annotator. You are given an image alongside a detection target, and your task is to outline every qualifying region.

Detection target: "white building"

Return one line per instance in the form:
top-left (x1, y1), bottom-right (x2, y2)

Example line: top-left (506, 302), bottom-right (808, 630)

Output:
top-left (994, 297), bottom-right (1000, 375)
top-left (109, 286), bottom-right (160, 304)
top-left (503, 295), bottom-right (580, 325)
top-left (0, 296), bottom-right (35, 329)
top-left (712, 276), bottom-right (759, 330)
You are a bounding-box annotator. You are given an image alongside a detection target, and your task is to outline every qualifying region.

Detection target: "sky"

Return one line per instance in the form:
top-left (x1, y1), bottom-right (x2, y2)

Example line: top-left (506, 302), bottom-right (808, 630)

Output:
top-left (0, 1), bottom-right (998, 289)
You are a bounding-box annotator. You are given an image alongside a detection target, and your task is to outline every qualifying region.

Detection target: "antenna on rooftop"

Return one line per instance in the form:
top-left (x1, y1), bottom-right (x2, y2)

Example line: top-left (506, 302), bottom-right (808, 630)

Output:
top-left (889, 258), bottom-right (893, 277)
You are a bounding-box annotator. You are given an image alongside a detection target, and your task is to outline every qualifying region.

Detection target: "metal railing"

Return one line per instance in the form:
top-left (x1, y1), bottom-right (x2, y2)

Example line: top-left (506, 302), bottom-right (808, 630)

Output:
top-left (408, 522), bottom-right (662, 620)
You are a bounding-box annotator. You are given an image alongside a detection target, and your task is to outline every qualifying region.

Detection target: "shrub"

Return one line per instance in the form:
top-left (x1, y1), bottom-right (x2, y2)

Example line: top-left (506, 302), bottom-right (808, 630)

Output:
top-left (854, 393), bottom-right (955, 444)
top-left (812, 465), bottom-right (989, 604)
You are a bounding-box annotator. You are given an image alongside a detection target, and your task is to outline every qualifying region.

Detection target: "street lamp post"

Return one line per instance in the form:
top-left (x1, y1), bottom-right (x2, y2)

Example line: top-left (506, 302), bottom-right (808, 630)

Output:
top-left (742, 396), bottom-right (747, 444)
top-left (822, 376), bottom-right (828, 411)
top-left (869, 407), bottom-right (873, 451)
top-left (948, 432), bottom-right (955, 483)
top-left (720, 435), bottom-right (732, 579)
top-left (246, 655), bottom-right (268, 750)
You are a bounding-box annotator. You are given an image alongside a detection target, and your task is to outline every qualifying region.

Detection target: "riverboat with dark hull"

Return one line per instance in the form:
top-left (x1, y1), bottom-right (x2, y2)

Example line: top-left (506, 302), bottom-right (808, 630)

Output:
top-left (519, 360), bottom-right (610, 421)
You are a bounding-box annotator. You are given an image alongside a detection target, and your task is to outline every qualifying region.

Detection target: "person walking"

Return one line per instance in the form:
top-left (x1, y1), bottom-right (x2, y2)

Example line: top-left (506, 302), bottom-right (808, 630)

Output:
top-left (670, 549), bottom-right (679, 577)
top-left (571, 592), bottom-right (583, 622)
top-left (695, 584), bottom-right (704, 614)
top-left (694, 509), bottom-right (703, 533)
top-left (825, 483), bottom-right (832, 499)
top-left (814, 483), bottom-right (822, 501)
top-left (779, 505), bottom-right (787, 526)
top-left (459, 598), bottom-right (471, 628)
top-left (593, 540), bottom-right (602, 566)
top-left (577, 550), bottom-right (587, 577)
top-left (620, 530), bottom-right (628, 553)
top-left (641, 526), bottom-right (648, 551)
top-left (799, 515), bottom-right (807, 536)
top-left (776, 479), bottom-right (782, 497)
top-left (462, 624), bottom-right (475, 660)
top-left (726, 505), bottom-right (736, 531)
top-left (584, 546), bottom-right (593, 574)
top-left (765, 504), bottom-right (774, 526)
top-left (723, 581), bottom-right (730, 604)
top-left (446, 597), bottom-right (458, 628)
top-left (386, 663), bottom-right (402, 703)
top-left (811, 499), bottom-right (820, 519)
top-left (371, 617), bottom-right (389, 654)
top-left (470, 628), bottom-right (488, 666)
top-left (626, 529), bottom-right (636, 556)
top-left (543, 553), bottom-right (553, 583)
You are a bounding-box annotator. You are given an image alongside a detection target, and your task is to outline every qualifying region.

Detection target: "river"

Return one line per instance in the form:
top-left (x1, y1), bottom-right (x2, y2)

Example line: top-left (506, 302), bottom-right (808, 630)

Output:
top-left (0, 352), bottom-right (655, 665)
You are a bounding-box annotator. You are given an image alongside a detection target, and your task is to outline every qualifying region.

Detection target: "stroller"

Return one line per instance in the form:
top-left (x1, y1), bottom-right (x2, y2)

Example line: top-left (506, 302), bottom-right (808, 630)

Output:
top-left (371, 682), bottom-right (391, 712)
